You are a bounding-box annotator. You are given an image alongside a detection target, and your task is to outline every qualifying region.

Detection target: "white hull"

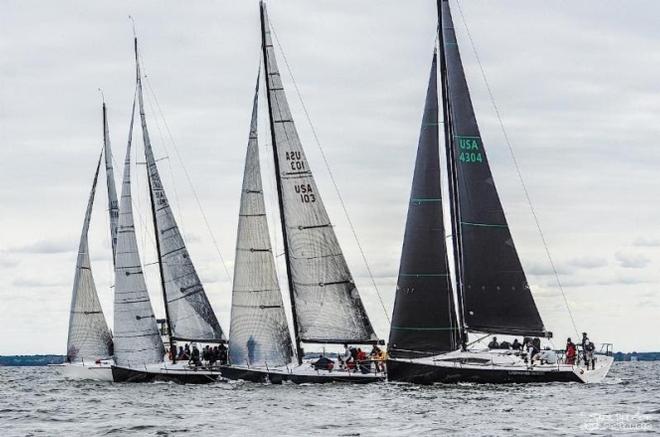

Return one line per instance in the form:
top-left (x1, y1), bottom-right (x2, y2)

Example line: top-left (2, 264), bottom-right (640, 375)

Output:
top-left (51, 360), bottom-right (114, 382)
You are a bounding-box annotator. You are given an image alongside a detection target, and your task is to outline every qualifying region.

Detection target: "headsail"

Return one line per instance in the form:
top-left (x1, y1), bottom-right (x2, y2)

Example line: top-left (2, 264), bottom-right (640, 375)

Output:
top-left (260, 2), bottom-right (377, 345)
top-left (113, 94), bottom-right (165, 367)
top-left (134, 39), bottom-right (225, 343)
top-left (440, 0), bottom-right (546, 337)
top-left (228, 73), bottom-right (293, 367)
top-left (66, 154), bottom-right (113, 363)
top-left (102, 102), bottom-right (120, 263)
top-left (388, 54), bottom-right (458, 359)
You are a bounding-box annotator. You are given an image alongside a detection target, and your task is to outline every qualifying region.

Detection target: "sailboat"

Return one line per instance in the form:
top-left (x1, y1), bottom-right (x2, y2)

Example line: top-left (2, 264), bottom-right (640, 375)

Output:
top-left (55, 101), bottom-right (119, 381)
top-left (110, 36), bottom-right (225, 384)
top-left (386, 0), bottom-right (613, 384)
top-left (220, 1), bottom-right (385, 384)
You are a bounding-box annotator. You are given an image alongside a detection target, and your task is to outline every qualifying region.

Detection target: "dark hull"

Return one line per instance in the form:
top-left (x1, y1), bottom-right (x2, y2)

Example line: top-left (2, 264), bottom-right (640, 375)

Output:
top-left (111, 365), bottom-right (222, 385)
top-left (386, 359), bottom-right (583, 384)
top-left (219, 365), bottom-right (286, 384)
top-left (220, 365), bottom-right (384, 384)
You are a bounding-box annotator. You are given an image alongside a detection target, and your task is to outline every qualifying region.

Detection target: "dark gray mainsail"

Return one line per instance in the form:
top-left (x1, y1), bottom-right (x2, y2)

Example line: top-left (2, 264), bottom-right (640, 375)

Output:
top-left (113, 94), bottom-right (165, 367)
top-left (440, 0), bottom-right (546, 337)
top-left (134, 39), bottom-right (225, 343)
top-left (388, 54), bottom-right (459, 359)
top-left (228, 74), bottom-right (293, 367)
top-left (260, 2), bottom-right (378, 347)
top-left (102, 102), bottom-right (120, 263)
top-left (66, 154), bottom-right (113, 363)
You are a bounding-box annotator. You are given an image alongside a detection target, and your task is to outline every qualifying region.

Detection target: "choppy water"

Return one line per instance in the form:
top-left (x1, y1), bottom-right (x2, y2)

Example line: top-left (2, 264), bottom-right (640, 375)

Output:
top-left (0, 362), bottom-right (658, 436)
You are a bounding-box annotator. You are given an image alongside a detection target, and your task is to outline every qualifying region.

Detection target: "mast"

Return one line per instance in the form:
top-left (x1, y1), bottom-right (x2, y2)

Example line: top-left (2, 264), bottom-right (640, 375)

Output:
top-left (260, 1), bottom-right (303, 365)
top-left (134, 36), bottom-right (177, 363)
top-left (437, 0), bottom-right (467, 349)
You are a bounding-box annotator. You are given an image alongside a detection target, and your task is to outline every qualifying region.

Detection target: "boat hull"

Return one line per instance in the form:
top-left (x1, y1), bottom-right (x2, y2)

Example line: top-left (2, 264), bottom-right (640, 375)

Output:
top-left (111, 365), bottom-right (222, 384)
top-left (51, 362), bottom-right (113, 382)
top-left (387, 359), bottom-right (584, 384)
top-left (220, 365), bottom-right (384, 384)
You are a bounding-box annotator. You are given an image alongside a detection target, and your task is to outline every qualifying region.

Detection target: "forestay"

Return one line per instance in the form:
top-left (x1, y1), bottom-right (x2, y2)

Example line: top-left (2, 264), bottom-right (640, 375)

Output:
top-left (135, 40), bottom-right (225, 343)
top-left (228, 75), bottom-right (293, 367)
top-left (261, 4), bottom-right (377, 344)
top-left (66, 154), bottom-right (113, 363)
top-left (113, 95), bottom-right (165, 367)
top-left (440, 0), bottom-right (546, 337)
top-left (388, 54), bottom-right (459, 358)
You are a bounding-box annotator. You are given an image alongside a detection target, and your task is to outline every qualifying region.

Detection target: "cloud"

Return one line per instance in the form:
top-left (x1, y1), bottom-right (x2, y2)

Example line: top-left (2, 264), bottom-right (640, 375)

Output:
top-left (632, 236), bottom-right (660, 247)
top-left (12, 277), bottom-right (69, 288)
top-left (615, 250), bottom-right (651, 269)
top-left (11, 238), bottom-right (75, 255)
top-left (570, 256), bottom-right (607, 269)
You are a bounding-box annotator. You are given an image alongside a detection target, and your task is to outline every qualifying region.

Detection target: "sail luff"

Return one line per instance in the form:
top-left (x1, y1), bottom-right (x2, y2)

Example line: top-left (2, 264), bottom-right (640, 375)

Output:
top-left (66, 153), bottom-right (113, 363)
top-left (388, 53), bottom-right (459, 359)
top-left (112, 92), bottom-right (165, 367)
top-left (228, 71), bottom-right (294, 367)
top-left (134, 38), bottom-right (225, 343)
top-left (260, 2), bottom-right (378, 346)
top-left (260, 1), bottom-right (303, 364)
top-left (440, 0), bottom-right (546, 337)
top-left (437, 0), bottom-right (466, 348)
top-left (102, 102), bottom-right (120, 265)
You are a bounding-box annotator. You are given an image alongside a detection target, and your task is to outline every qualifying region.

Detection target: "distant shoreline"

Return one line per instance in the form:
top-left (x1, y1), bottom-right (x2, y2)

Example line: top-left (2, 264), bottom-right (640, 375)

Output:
top-left (1, 352), bottom-right (659, 366)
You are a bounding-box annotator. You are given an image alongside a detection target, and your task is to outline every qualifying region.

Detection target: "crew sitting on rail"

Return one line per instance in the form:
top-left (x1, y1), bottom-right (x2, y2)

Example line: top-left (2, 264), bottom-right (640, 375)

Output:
top-left (511, 339), bottom-right (522, 351)
top-left (488, 337), bottom-right (499, 349)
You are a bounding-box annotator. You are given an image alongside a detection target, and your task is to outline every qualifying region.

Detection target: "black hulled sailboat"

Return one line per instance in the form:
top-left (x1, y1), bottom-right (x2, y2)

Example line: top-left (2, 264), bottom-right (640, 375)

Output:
top-left (220, 1), bottom-right (384, 384)
top-left (386, 0), bottom-right (613, 384)
top-left (110, 37), bottom-right (225, 384)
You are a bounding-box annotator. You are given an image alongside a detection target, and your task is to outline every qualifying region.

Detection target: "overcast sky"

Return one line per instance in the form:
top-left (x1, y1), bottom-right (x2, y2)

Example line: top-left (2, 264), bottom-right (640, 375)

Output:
top-left (1, 0), bottom-right (659, 355)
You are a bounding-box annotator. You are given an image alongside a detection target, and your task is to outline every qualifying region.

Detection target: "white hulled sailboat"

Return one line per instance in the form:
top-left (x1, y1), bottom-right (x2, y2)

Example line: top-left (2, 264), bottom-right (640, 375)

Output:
top-left (55, 101), bottom-right (118, 381)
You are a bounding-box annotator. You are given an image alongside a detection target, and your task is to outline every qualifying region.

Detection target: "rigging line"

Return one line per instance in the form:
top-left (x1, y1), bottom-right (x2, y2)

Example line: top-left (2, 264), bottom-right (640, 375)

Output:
top-left (454, 0), bottom-right (579, 337)
top-left (269, 22), bottom-right (390, 324)
top-left (141, 73), bottom-right (233, 283)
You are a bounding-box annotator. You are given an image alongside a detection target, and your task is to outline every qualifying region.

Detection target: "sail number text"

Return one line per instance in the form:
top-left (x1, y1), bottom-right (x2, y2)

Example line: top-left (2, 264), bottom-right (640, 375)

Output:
top-left (294, 183), bottom-right (316, 203)
top-left (457, 137), bottom-right (483, 164)
top-left (285, 151), bottom-right (306, 171)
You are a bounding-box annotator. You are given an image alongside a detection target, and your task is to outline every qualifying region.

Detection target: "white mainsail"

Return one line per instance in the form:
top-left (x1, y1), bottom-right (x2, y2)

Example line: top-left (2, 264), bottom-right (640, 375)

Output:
top-left (261, 4), bottom-right (377, 344)
top-left (112, 94), bottom-right (165, 367)
top-left (134, 40), bottom-right (225, 343)
top-left (66, 153), bottom-right (113, 363)
top-left (228, 74), bottom-right (293, 367)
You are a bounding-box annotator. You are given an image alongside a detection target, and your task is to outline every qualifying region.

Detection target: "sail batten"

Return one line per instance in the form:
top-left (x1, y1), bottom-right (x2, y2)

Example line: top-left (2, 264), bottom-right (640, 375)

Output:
top-left (388, 54), bottom-right (459, 359)
top-left (261, 3), bottom-right (377, 345)
top-left (440, 0), bottom-right (546, 337)
top-left (135, 41), bottom-right (225, 343)
top-left (66, 153), bottom-right (113, 363)
top-left (228, 72), bottom-right (294, 367)
top-left (112, 93), bottom-right (165, 367)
